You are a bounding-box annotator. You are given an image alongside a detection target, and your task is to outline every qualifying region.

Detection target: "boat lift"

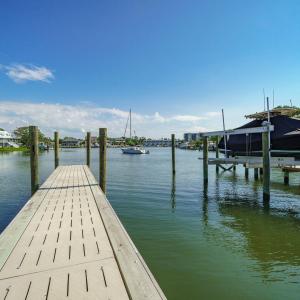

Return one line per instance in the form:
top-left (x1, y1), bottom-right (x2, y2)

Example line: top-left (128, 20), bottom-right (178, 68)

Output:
top-left (200, 123), bottom-right (274, 201)
top-left (200, 120), bottom-right (300, 200)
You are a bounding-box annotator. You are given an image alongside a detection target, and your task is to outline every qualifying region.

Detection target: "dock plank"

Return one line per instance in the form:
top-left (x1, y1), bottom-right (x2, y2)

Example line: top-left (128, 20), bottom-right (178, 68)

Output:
top-left (0, 165), bottom-right (166, 299)
top-left (84, 166), bottom-right (166, 300)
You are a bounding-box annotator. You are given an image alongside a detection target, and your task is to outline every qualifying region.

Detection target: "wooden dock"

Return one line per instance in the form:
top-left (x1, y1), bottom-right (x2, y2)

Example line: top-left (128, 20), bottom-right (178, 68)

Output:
top-left (0, 165), bottom-right (166, 300)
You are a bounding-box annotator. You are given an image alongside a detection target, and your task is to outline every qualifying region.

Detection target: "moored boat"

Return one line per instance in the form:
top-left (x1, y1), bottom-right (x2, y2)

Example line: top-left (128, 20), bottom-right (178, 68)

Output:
top-left (121, 108), bottom-right (150, 155)
top-left (121, 146), bottom-right (149, 154)
top-left (218, 108), bottom-right (300, 158)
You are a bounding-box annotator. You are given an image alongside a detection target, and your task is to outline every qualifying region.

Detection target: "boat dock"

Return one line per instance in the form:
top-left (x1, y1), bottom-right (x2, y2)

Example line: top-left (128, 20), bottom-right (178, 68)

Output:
top-left (0, 165), bottom-right (166, 299)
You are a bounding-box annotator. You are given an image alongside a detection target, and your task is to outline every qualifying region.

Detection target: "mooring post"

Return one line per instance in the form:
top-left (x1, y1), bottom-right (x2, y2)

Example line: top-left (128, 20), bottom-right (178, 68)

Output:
top-left (99, 128), bottom-right (107, 194)
top-left (215, 136), bottom-right (219, 173)
top-left (54, 131), bottom-right (59, 169)
top-left (203, 136), bottom-right (208, 184)
top-left (254, 168), bottom-right (259, 180)
top-left (284, 170), bottom-right (289, 185)
top-left (262, 131), bottom-right (270, 200)
top-left (86, 131), bottom-right (91, 168)
top-left (29, 126), bottom-right (39, 195)
top-left (245, 167), bottom-right (249, 179)
top-left (171, 134), bottom-right (176, 175)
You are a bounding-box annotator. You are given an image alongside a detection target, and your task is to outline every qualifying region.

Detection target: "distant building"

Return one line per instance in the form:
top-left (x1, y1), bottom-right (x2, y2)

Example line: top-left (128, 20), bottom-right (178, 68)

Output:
top-left (90, 136), bottom-right (99, 147)
top-left (183, 133), bottom-right (201, 142)
top-left (109, 137), bottom-right (126, 146)
top-left (143, 139), bottom-right (180, 147)
top-left (0, 130), bottom-right (19, 148)
top-left (61, 137), bottom-right (82, 147)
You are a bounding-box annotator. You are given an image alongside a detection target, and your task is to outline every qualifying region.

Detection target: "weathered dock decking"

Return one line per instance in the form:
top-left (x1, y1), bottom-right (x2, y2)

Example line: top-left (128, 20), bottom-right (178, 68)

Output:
top-left (0, 165), bottom-right (166, 299)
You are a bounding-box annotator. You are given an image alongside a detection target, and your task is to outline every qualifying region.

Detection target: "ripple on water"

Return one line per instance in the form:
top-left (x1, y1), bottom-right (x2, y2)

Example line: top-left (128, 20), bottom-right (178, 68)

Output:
top-left (1, 148), bottom-right (300, 300)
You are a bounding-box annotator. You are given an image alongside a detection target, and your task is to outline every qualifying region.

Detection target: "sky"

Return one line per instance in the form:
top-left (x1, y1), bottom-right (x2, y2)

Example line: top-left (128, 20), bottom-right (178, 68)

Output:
top-left (0, 0), bottom-right (300, 138)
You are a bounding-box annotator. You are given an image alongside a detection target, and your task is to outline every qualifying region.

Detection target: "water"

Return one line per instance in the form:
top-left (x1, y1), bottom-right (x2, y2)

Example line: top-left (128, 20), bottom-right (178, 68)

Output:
top-left (1, 148), bottom-right (300, 299)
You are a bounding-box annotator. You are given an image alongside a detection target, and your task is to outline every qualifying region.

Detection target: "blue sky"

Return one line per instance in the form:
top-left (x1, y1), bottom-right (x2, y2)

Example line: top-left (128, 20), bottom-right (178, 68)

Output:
top-left (0, 0), bottom-right (300, 137)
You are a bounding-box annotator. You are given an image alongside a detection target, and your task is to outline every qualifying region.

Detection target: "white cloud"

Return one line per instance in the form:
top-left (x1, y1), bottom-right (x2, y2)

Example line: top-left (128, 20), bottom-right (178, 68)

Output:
top-left (205, 111), bottom-right (221, 117)
top-left (2, 64), bottom-right (54, 83)
top-left (0, 101), bottom-right (217, 138)
top-left (142, 112), bottom-right (205, 123)
top-left (185, 125), bottom-right (210, 132)
top-left (150, 112), bottom-right (166, 123)
top-left (171, 115), bottom-right (205, 122)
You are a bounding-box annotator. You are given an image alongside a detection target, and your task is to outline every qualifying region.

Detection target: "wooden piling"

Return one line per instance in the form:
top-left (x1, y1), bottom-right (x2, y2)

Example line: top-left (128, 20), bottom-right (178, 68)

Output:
top-left (254, 168), bottom-right (259, 180)
top-left (54, 131), bottom-right (59, 169)
top-left (262, 131), bottom-right (270, 200)
top-left (171, 134), bottom-right (176, 175)
top-left (284, 171), bottom-right (289, 185)
top-left (245, 167), bottom-right (249, 179)
top-left (215, 136), bottom-right (219, 173)
top-left (203, 136), bottom-right (208, 184)
top-left (99, 128), bottom-right (107, 194)
top-left (0, 165), bottom-right (167, 299)
top-left (86, 131), bottom-right (91, 168)
top-left (29, 126), bottom-right (39, 195)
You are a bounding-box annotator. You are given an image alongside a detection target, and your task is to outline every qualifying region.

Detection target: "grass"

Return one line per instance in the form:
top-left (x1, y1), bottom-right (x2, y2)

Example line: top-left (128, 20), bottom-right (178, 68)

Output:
top-left (0, 146), bottom-right (28, 152)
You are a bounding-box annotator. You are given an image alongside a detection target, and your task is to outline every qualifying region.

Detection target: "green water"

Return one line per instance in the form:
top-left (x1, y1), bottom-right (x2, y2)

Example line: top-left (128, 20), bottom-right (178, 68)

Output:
top-left (1, 148), bottom-right (300, 299)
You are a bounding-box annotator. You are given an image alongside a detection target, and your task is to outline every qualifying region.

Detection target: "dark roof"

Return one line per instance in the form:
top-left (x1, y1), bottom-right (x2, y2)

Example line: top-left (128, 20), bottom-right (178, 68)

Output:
top-left (245, 107), bottom-right (299, 119)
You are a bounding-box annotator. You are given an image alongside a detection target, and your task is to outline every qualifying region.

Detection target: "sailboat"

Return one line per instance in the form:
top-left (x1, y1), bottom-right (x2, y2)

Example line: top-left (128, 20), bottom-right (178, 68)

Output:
top-left (121, 109), bottom-right (149, 154)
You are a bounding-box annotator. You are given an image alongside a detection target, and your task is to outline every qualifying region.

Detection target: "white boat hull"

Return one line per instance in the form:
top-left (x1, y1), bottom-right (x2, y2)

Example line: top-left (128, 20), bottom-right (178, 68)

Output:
top-left (121, 147), bottom-right (149, 154)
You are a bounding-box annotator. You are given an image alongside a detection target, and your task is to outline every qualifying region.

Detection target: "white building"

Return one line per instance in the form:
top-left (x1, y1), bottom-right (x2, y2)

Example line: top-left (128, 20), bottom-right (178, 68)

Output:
top-left (0, 130), bottom-right (19, 148)
top-left (183, 133), bottom-right (201, 142)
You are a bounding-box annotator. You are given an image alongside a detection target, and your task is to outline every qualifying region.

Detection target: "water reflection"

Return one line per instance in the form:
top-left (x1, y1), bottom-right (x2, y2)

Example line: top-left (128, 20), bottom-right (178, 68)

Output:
top-left (271, 181), bottom-right (300, 196)
top-left (2, 148), bottom-right (300, 299)
top-left (219, 200), bottom-right (300, 282)
top-left (170, 174), bottom-right (176, 211)
top-left (202, 184), bottom-right (208, 225)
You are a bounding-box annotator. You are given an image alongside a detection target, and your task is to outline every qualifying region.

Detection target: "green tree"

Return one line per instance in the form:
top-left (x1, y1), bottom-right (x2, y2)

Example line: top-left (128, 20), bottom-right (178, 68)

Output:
top-left (13, 127), bottom-right (48, 147)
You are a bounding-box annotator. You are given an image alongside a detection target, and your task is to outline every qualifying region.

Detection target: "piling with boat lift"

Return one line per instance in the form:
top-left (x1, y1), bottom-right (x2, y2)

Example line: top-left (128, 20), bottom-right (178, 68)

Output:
top-left (245, 167), bottom-right (249, 179)
top-left (284, 170), bottom-right (289, 185)
top-left (215, 136), bottom-right (220, 173)
top-left (200, 123), bottom-right (273, 201)
top-left (262, 130), bottom-right (270, 200)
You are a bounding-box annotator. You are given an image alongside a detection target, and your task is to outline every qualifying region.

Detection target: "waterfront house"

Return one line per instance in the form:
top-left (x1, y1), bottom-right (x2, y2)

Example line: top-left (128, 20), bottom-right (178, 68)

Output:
top-left (61, 137), bottom-right (82, 147)
top-left (0, 129), bottom-right (19, 148)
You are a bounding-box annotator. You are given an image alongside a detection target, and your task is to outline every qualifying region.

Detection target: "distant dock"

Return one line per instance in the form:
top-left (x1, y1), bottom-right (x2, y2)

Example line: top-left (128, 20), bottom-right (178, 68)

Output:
top-left (0, 165), bottom-right (166, 299)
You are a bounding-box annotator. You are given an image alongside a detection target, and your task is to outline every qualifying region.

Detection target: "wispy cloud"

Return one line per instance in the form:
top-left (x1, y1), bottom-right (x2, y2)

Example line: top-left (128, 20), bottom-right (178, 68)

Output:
top-left (1, 64), bottom-right (54, 83)
top-left (205, 111), bottom-right (221, 117)
top-left (0, 101), bottom-right (218, 138)
top-left (144, 112), bottom-right (205, 123)
top-left (171, 115), bottom-right (205, 122)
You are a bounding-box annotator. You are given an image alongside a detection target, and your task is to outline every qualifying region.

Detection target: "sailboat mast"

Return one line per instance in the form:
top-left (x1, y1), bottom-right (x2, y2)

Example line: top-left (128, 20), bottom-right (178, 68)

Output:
top-left (123, 113), bottom-right (129, 138)
top-left (130, 108), bottom-right (132, 139)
